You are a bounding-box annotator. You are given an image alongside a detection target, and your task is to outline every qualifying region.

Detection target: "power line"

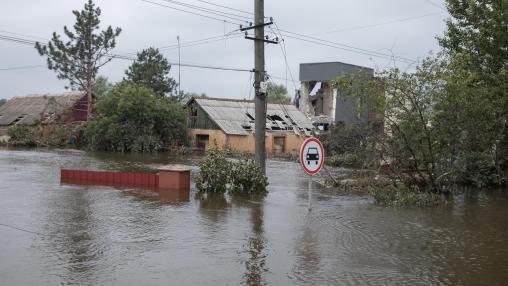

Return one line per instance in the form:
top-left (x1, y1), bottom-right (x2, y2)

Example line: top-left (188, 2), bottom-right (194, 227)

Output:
top-left (112, 53), bottom-right (252, 72)
top-left (268, 74), bottom-right (297, 83)
top-left (318, 12), bottom-right (445, 35)
top-left (0, 34), bottom-right (36, 46)
top-left (0, 64), bottom-right (45, 71)
top-left (158, 30), bottom-right (242, 51)
top-left (0, 30), bottom-right (47, 41)
top-left (277, 29), bottom-right (417, 64)
top-left (271, 23), bottom-right (297, 91)
top-left (140, 0), bottom-right (246, 25)
top-left (193, 0), bottom-right (254, 16)
top-left (161, 33), bottom-right (244, 51)
top-left (0, 32), bottom-right (252, 73)
top-left (158, 0), bottom-right (252, 21)
top-left (118, 32), bottom-right (243, 57)
top-left (422, 0), bottom-right (447, 12)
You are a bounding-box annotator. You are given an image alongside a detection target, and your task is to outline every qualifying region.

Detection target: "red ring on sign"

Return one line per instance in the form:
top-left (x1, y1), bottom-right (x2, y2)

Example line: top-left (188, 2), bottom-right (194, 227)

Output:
top-left (300, 137), bottom-right (325, 175)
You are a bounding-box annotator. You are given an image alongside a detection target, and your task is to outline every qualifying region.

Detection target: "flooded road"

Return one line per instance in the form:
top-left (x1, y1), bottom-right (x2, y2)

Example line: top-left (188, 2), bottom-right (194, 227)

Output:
top-left (1, 148), bottom-right (508, 285)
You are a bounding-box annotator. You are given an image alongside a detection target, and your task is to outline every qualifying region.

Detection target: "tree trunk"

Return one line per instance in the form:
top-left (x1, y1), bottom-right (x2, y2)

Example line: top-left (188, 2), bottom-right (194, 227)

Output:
top-left (85, 79), bottom-right (92, 120)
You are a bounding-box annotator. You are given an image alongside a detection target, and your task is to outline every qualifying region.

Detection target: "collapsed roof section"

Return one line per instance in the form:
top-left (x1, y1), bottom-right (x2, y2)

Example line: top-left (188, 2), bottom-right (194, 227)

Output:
top-left (190, 97), bottom-right (314, 136)
top-left (0, 92), bottom-right (86, 126)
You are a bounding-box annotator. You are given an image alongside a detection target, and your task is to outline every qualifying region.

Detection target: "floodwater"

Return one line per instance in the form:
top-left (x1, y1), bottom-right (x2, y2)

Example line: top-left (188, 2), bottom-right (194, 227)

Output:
top-left (1, 148), bottom-right (508, 286)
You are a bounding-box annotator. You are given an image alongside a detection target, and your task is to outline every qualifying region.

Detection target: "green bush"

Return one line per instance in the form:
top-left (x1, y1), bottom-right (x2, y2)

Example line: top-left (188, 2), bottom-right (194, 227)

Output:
top-left (195, 148), bottom-right (268, 194)
top-left (318, 123), bottom-right (380, 169)
top-left (42, 125), bottom-right (71, 147)
top-left (328, 152), bottom-right (361, 168)
top-left (85, 82), bottom-right (187, 152)
top-left (369, 184), bottom-right (442, 207)
top-left (7, 126), bottom-right (39, 146)
top-left (230, 159), bottom-right (268, 194)
top-left (195, 148), bottom-right (231, 193)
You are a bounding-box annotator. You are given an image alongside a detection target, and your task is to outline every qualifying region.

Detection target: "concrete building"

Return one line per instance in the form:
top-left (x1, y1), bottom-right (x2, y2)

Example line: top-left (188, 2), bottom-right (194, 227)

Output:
top-left (186, 97), bottom-right (314, 155)
top-left (298, 62), bottom-right (375, 130)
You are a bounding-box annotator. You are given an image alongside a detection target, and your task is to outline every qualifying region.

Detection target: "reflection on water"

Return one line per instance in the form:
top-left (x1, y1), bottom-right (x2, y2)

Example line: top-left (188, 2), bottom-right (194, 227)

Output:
top-left (197, 193), bottom-right (268, 286)
top-left (0, 148), bottom-right (508, 286)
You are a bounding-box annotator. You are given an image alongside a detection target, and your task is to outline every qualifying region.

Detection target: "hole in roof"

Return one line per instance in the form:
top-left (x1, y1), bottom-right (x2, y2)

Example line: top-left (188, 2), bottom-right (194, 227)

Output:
top-left (267, 115), bottom-right (284, 121)
top-left (241, 123), bottom-right (251, 130)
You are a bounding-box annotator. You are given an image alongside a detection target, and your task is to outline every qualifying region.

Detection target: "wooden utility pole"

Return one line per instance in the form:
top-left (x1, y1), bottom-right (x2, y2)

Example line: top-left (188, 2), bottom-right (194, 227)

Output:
top-left (242, 1), bottom-right (277, 174)
top-left (254, 0), bottom-right (266, 174)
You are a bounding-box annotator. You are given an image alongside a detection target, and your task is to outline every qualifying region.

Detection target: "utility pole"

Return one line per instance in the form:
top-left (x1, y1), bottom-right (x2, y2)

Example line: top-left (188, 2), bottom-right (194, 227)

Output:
top-left (177, 35), bottom-right (181, 96)
top-left (254, 0), bottom-right (266, 174)
top-left (242, 1), bottom-right (277, 174)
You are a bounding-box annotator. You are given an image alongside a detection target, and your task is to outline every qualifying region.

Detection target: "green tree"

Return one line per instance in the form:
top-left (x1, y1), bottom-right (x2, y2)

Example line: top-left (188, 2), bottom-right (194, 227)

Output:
top-left (124, 48), bottom-right (177, 97)
top-left (266, 82), bottom-right (291, 104)
top-left (35, 0), bottom-right (121, 118)
top-left (438, 0), bottom-right (508, 185)
top-left (0, 99), bottom-right (6, 106)
top-left (334, 57), bottom-right (450, 192)
top-left (440, 0), bottom-right (507, 87)
top-left (92, 75), bottom-right (113, 99)
top-left (85, 82), bottom-right (187, 152)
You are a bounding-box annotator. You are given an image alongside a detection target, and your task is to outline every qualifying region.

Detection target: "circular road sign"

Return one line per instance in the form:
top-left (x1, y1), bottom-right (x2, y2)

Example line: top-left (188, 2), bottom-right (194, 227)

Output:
top-left (300, 137), bottom-right (325, 175)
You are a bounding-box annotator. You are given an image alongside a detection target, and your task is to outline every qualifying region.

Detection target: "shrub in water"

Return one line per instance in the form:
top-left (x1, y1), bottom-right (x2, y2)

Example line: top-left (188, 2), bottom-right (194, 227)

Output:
top-left (195, 148), bottom-right (268, 194)
top-left (369, 184), bottom-right (441, 207)
top-left (195, 148), bottom-right (231, 193)
top-left (7, 126), bottom-right (39, 146)
top-left (230, 159), bottom-right (268, 194)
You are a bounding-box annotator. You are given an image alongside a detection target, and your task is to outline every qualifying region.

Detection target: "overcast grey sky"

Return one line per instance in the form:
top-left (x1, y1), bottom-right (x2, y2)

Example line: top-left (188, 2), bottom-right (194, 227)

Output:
top-left (0, 0), bottom-right (449, 100)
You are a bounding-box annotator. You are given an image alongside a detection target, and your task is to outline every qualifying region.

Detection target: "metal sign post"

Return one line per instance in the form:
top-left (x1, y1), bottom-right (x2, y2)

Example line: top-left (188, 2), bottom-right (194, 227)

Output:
top-left (299, 137), bottom-right (325, 212)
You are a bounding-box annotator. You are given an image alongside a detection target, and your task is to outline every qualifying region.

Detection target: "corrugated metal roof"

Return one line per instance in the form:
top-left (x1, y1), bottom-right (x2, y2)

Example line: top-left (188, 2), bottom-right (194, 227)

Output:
top-left (193, 97), bottom-right (314, 136)
top-left (0, 92), bottom-right (84, 126)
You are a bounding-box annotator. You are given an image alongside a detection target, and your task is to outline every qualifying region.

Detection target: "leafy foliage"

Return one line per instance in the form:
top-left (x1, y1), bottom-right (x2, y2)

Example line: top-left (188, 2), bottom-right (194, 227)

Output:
top-left (125, 48), bottom-right (177, 97)
top-left (438, 0), bottom-right (508, 186)
top-left (0, 99), bottom-right (6, 106)
top-left (230, 159), bottom-right (268, 194)
top-left (84, 82), bottom-right (187, 152)
top-left (7, 126), bottom-right (40, 146)
top-left (266, 82), bottom-right (292, 104)
top-left (195, 148), bottom-right (268, 194)
top-left (334, 57), bottom-right (452, 192)
top-left (369, 184), bottom-right (442, 207)
top-left (319, 122), bottom-right (381, 169)
top-left (440, 0), bottom-right (508, 87)
top-left (92, 75), bottom-right (113, 99)
top-left (195, 148), bottom-right (231, 193)
top-left (35, 0), bottom-right (120, 92)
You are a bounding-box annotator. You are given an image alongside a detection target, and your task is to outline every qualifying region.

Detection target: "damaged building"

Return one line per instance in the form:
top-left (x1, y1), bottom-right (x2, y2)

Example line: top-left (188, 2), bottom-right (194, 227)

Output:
top-left (298, 62), bottom-right (375, 131)
top-left (0, 91), bottom-right (92, 136)
top-left (186, 97), bottom-right (314, 155)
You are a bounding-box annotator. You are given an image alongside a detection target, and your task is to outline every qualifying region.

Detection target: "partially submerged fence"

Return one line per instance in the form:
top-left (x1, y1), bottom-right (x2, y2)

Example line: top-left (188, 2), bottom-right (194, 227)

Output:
top-left (60, 169), bottom-right (159, 189)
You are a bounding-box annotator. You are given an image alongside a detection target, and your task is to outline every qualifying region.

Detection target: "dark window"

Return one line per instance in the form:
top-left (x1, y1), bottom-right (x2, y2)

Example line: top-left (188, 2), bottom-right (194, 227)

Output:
top-left (196, 134), bottom-right (209, 150)
top-left (273, 136), bottom-right (285, 154)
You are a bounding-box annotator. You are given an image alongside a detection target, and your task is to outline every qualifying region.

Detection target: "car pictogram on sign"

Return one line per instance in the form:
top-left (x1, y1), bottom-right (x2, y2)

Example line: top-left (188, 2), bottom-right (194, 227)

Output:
top-left (306, 147), bottom-right (319, 165)
top-left (300, 137), bottom-right (325, 175)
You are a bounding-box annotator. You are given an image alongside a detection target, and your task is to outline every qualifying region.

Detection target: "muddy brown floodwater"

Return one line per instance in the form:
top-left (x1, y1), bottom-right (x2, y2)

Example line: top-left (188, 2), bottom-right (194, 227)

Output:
top-left (1, 148), bottom-right (508, 285)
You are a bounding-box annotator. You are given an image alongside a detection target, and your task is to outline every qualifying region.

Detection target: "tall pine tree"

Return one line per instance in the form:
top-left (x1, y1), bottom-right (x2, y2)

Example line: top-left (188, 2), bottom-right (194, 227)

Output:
top-left (35, 0), bottom-right (121, 118)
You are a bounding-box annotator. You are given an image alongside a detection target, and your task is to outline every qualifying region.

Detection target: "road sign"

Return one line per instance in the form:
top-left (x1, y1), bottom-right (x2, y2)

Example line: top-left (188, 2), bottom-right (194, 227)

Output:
top-left (300, 137), bottom-right (325, 175)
